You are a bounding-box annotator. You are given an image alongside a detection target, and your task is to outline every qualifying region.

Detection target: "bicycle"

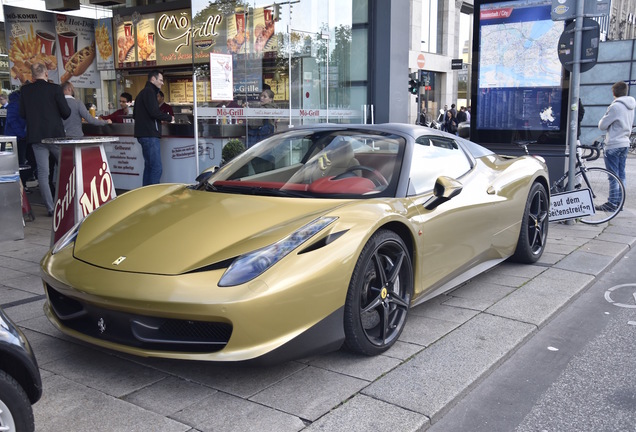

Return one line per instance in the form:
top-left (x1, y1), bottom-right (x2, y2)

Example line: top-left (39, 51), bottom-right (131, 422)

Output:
top-left (549, 141), bottom-right (625, 224)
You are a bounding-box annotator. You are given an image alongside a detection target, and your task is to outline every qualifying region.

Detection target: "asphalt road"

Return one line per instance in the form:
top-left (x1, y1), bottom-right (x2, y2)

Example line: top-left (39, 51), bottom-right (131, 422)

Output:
top-left (428, 243), bottom-right (636, 432)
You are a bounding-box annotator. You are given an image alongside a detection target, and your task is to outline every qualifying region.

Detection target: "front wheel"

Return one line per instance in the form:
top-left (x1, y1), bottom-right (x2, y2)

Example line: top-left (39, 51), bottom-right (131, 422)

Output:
top-left (0, 370), bottom-right (35, 432)
top-left (579, 167), bottom-right (625, 224)
top-left (510, 182), bottom-right (549, 263)
top-left (343, 230), bottom-right (413, 356)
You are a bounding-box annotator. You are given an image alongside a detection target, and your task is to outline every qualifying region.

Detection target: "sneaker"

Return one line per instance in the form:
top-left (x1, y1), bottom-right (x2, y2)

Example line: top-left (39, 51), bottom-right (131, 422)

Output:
top-left (595, 202), bottom-right (617, 212)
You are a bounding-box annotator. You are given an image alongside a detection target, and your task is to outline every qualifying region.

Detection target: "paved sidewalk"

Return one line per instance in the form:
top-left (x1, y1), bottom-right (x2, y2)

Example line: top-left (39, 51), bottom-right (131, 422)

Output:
top-left (1, 186), bottom-right (635, 432)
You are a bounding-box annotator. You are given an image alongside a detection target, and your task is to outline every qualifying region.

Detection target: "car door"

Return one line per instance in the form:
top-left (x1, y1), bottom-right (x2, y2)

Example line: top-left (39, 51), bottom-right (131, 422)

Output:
top-left (407, 135), bottom-right (503, 300)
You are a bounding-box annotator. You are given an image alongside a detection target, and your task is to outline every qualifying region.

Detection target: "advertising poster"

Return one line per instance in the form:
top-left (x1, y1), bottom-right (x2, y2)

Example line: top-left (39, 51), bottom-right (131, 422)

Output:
top-left (56, 14), bottom-right (99, 88)
top-left (226, 10), bottom-right (247, 54)
top-left (4, 6), bottom-right (59, 85)
top-left (114, 14), bottom-right (136, 68)
top-left (95, 18), bottom-right (114, 71)
top-left (252, 7), bottom-right (276, 54)
top-left (210, 53), bottom-right (233, 101)
top-left (136, 16), bottom-right (156, 66)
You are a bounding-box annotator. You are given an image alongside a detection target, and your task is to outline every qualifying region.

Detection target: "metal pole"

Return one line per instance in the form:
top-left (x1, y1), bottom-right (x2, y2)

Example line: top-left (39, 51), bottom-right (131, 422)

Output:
top-left (567, 0), bottom-right (584, 192)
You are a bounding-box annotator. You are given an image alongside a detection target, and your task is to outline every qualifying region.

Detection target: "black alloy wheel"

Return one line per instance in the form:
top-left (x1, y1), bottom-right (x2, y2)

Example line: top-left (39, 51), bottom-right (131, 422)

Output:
top-left (344, 230), bottom-right (413, 356)
top-left (510, 182), bottom-right (549, 263)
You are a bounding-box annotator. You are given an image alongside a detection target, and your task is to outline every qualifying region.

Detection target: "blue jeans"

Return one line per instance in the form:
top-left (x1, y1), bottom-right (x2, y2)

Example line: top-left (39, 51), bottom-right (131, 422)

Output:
top-left (604, 147), bottom-right (627, 207)
top-left (32, 143), bottom-right (59, 212)
top-left (138, 137), bottom-right (162, 186)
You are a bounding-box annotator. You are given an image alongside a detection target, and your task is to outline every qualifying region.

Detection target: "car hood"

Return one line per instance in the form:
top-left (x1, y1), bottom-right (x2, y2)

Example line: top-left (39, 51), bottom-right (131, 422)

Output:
top-left (73, 185), bottom-right (349, 275)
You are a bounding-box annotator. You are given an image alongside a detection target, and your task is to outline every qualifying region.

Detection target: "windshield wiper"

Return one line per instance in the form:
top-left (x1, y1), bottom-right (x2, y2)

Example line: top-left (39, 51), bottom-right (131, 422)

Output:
top-left (207, 182), bottom-right (310, 197)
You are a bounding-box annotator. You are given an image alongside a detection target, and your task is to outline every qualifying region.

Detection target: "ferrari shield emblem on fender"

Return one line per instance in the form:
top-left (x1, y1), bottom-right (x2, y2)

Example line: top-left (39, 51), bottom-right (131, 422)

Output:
top-left (97, 318), bottom-right (106, 333)
top-left (112, 256), bottom-right (126, 266)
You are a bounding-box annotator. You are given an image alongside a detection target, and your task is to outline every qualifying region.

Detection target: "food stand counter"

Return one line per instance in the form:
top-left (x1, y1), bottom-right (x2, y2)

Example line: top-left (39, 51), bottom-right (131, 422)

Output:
top-left (83, 122), bottom-right (246, 190)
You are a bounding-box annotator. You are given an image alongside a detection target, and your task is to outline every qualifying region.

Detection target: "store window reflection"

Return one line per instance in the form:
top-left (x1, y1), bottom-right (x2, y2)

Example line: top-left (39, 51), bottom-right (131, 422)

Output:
top-left (190, 0), bottom-right (369, 172)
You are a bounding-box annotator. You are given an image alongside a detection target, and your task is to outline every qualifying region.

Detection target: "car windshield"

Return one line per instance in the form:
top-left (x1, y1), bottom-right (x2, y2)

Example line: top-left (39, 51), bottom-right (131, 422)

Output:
top-left (208, 129), bottom-right (405, 198)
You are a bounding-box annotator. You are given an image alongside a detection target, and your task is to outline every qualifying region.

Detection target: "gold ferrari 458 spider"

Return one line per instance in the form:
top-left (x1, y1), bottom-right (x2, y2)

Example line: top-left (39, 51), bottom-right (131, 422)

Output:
top-left (41, 124), bottom-right (549, 363)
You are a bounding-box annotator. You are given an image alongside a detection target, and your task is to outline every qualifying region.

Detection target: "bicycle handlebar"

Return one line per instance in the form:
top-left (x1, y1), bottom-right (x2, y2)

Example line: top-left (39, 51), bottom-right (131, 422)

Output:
top-left (577, 141), bottom-right (602, 161)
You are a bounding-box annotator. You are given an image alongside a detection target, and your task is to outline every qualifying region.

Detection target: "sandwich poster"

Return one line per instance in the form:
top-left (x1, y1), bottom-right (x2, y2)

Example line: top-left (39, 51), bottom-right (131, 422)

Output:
top-left (55, 14), bottom-right (99, 88)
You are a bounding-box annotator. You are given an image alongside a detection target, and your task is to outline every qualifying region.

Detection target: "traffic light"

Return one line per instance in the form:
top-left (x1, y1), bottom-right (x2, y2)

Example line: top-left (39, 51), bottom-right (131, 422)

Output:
top-left (408, 72), bottom-right (419, 95)
top-left (408, 78), bottom-right (418, 94)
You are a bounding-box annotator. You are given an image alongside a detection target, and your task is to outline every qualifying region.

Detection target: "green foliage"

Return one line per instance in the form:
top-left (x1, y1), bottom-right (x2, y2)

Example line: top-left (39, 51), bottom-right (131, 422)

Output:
top-left (222, 139), bottom-right (246, 164)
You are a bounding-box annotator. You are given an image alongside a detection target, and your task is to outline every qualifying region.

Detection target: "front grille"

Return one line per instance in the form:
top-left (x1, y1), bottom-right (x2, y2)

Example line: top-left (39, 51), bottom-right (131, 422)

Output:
top-left (46, 285), bottom-right (232, 353)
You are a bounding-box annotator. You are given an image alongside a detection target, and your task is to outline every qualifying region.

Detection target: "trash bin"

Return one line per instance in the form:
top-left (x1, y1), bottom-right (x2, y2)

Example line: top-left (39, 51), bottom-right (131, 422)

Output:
top-left (0, 136), bottom-right (24, 241)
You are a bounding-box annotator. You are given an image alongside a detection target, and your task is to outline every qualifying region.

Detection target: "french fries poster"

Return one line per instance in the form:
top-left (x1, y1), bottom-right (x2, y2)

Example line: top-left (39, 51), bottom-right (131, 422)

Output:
top-left (95, 18), bottom-right (115, 71)
top-left (4, 6), bottom-right (99, 88)
top-left (4, 7), bottom-right (59, 85)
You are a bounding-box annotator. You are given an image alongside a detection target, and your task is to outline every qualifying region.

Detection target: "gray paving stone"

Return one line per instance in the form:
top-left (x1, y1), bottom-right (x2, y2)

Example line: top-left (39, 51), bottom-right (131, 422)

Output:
top-left (22, 328), bottom-right (89, 366)
top-left (1, 273), bottom-right (45, 294)
top-left (43, 349), bottom-right (167, 398)
top-left (249, 366), bottom-right (368, 421)
top-left (469, 271), bottom-right (530, 288)
top-left (307, 350), bottom-right (402, 381)
top-left (442, 281), bottom-right (517, 311)
top-left (486, 268), bottom-right (594, 326)
top-left (362, 314), bottom-right (536, 421)
top-left (0, 286), bottom-right (36, 304)
top-left (536, 251), bottom-right (566, 265)
top-left (381, 341), bottom-right (424, 361)
top-left (123, 376), bottom-right (216, 417)
top-left (305, 394), bottom-right (428, 431)
top-left (553, 250), bottom-right (618, 275)
top-left (0, 243), bottom-right (50, 263)
top-left (35, 374), bottom-right (189, 432)
top-left (595, 231), bottom-right (636, 246)
top-left (2, 299), bottom-right (47, 323)
top-left (494, 262), bottom-right (548, 279)
top-left (399, 314), bottom-right (463, 347)
top-left (577, 239), bottom-right (629, 257)
top-left (409, 300), bottom-right (479, 323)
top-left (141, 358), bottom-right (307, 399)
top-left (173, 391), bottom-right (305, 432)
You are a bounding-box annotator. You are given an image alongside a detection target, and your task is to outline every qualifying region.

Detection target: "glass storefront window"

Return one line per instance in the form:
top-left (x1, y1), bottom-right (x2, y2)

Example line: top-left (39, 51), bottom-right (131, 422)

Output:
top-left (189, 0), bottom-right (369, 172)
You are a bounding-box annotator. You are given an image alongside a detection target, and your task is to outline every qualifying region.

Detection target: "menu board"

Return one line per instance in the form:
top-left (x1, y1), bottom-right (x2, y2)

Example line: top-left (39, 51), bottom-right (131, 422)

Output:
top-left (168, 78), bottom-right (212, 103)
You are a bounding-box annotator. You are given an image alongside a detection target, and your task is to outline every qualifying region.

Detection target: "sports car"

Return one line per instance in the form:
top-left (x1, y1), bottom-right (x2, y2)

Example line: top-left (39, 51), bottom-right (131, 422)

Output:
top-left (41, 123), bottom-right (549, 363)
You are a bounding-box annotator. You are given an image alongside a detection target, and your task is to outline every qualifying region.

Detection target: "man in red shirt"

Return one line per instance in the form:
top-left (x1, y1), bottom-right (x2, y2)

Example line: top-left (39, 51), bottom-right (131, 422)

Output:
top-left (157, 91), bottom-right (174, 117)
top-left (100, 92), bottom-right (133, 123)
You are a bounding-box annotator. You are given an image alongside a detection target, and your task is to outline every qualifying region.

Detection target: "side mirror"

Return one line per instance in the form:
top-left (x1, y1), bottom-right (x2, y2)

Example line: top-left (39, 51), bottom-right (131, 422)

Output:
top-left (423, 176), bottom-right (463, 210)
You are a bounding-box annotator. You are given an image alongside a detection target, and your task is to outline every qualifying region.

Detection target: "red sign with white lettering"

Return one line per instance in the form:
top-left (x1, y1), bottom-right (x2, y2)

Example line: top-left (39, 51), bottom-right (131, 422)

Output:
top-left (53, 147), bottom-right (76, 243)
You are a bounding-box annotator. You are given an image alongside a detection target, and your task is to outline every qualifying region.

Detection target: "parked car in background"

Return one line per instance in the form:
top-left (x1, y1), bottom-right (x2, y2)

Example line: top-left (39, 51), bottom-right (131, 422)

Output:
top-left (0, 306), bottom-right (42, 432)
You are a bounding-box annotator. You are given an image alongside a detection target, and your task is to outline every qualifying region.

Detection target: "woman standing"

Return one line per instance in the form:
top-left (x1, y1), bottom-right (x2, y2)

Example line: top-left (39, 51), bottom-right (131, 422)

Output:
top-left (443, 110), bottom-right (459, 135)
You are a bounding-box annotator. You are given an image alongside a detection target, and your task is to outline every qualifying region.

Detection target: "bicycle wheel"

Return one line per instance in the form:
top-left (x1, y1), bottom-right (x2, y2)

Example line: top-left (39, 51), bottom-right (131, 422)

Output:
top-left (578, 167), bottom-right (625, 224)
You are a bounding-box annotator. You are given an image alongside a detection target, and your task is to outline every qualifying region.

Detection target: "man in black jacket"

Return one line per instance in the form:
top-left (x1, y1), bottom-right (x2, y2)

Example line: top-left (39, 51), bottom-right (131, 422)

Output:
top-left (19, 63), bottom-right (71, 216)
top-left (133, 70), bottom-right (173, 186)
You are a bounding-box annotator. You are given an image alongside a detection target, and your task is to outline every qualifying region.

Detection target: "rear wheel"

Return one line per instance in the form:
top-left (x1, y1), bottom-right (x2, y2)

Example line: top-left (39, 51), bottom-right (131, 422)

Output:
top-left (0, 370), bottom-right (35, 432)
top-left (579, 167), bottom-right (625, 224)
top-left (343, 230), bottom-right (413, 356)
top-left (510, 182), bottom-right (549, 263)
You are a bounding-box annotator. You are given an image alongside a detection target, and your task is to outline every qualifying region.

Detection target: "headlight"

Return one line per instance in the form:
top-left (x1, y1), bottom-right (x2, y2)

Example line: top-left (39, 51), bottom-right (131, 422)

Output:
top-left (51, 221), bottom-right (82, 255)
top-left (219, 217), bottom-right (337, 287)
